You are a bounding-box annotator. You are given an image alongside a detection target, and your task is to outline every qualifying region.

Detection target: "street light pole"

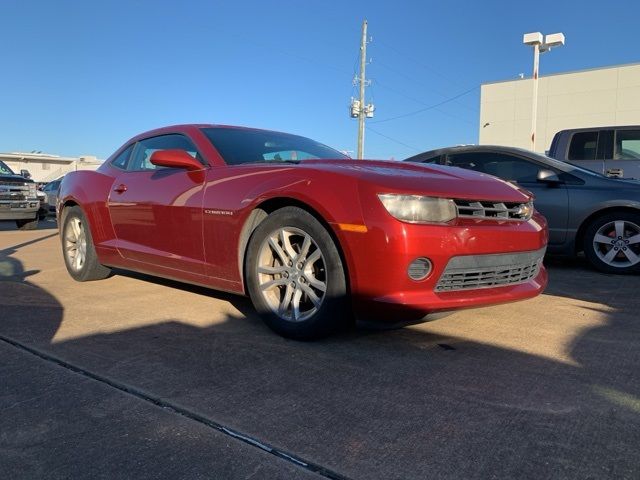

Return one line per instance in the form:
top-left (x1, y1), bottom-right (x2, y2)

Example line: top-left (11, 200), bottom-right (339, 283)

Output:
top-left (523, 32), bottom-right (565, 152)
top-left (530, 41), bottom-right (540, 151)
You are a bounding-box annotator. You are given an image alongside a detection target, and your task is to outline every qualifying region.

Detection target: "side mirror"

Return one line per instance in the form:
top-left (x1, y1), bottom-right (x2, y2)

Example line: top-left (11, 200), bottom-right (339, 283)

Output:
top-left (150, 150), bottom-right (203, 171)
top-left (20, 169), bottom-right (32, 179)
top-left (537, 169), bottom-right (561, 184)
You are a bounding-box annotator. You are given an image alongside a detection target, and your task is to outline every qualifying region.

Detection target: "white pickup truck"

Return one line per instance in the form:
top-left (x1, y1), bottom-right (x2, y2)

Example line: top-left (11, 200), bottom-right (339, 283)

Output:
top-left (0, 160), bottom-right (40, 230)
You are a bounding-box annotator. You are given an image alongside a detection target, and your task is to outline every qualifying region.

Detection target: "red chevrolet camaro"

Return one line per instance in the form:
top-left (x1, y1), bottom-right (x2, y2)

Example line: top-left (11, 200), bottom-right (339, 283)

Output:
top-left (58, 124), bottom-right (548, 339)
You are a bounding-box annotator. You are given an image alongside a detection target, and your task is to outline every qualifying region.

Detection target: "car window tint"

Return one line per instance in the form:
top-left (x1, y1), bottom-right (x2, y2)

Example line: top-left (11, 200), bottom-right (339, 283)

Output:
top-left (568, 132), bottom-right (598, 160)
top-left (201, 127), bottom-right (348, 165)
top-left (615, 130), bottom-right (640, 160)
top-left (447, 152), bottom-right (541, 183)
top-left (129, 134), bottom-right (201, 171)
top-left (419, 154), bottom-right (441, 164)
top-left (111, 145), bottom-right (134, 170)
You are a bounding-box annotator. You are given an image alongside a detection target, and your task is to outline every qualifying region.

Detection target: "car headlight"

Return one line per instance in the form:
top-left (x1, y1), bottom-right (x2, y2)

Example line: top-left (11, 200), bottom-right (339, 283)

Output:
top-left (28, 183), bottom-right (37, 197)
top-left (378, 194), bottom-right (457, 223)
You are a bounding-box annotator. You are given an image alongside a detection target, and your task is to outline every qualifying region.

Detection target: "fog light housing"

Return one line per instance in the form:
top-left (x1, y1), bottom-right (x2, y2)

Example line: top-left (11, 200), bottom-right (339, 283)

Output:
top-left (408, 257), bottom-right (432, 281)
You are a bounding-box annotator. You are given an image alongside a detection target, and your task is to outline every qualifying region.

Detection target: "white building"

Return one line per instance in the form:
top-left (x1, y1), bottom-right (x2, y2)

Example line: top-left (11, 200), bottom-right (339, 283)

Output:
top-left (479, 62), bottom-right (640, 153)
top-left (0, 152), bottom-right (102, 182)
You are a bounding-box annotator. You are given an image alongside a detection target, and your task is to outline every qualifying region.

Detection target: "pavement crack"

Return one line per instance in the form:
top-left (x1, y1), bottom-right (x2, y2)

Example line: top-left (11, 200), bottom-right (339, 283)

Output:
top-left (0, 334), bottom-right (353, 480)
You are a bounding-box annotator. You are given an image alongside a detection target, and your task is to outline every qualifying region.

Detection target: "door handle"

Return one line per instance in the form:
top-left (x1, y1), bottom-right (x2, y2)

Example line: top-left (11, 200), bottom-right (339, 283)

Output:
top-left (113, 184), bottom-right (128, 194)
top-left (606, 168), bottom-right (623, 178)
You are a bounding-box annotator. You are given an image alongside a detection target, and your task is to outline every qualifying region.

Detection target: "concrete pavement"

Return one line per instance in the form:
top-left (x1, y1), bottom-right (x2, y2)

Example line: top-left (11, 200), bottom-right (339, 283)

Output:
top-left (1, 223), bottom-right (639, 479)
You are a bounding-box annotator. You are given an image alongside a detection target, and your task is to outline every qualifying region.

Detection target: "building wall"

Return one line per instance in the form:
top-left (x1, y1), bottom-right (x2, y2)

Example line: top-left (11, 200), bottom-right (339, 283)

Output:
top-left (479, 63), bottom-right (640, 153)
top-left (1, 155), bottom-right (101, 182)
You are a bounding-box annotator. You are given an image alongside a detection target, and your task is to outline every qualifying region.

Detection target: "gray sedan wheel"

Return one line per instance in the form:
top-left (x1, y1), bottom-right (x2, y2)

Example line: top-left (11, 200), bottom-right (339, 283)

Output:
top-left (584, 212), bottom-right (640, 274)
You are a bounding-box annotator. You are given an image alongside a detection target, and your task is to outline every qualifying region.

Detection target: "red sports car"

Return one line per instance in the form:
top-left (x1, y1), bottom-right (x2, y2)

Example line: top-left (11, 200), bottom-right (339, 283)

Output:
top-left (58, 124), bottom-right (548, 339)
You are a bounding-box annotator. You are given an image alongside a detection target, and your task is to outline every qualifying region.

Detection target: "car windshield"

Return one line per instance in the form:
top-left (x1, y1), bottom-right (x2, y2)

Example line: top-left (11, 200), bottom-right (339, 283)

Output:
top-left (0, 160), bottom-right (16, 175)
top-left (201, 127), bottom-right (349, 165)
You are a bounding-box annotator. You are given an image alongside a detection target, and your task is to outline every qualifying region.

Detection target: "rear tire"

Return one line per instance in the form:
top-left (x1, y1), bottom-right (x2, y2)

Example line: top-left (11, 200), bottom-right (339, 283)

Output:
top-left (61, 206), bottom-right (111, 281)
top-left (245, 206), bottom-right (350, 340)
top-left (16, 217), bottom-right (38, 230)
top-left (583, 212), bottom-right (640, 274)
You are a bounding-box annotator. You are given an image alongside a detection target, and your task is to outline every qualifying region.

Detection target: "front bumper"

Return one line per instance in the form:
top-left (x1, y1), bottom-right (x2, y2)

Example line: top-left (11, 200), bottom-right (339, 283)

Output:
top-left (340, 212), bottom-right (548, 322)
top-left (0, 202), bottom-right (39, 221)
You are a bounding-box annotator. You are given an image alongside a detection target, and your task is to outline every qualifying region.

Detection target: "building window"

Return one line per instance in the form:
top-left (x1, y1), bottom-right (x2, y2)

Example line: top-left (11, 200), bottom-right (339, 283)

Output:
top-left (42, 162), bottom-right (50, 170)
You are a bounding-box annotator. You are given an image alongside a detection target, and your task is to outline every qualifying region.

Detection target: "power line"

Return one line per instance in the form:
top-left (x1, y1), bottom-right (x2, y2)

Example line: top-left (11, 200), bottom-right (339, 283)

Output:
top-left (375, 60), bottom-right (478, 114)
top-left (376, 40), bottom-right (466, 89)
top-left (372, 79), bottom-right (475, 125)
top-left (366, 125), bottom-right (423, 153)
top-left (370, 86), bottom-right (478, 124)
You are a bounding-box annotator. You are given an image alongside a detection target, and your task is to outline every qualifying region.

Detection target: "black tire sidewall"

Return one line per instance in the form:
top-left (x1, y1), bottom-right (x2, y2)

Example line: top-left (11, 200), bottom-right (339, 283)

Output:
top-left (245, 207), bottom-right (350, 339)
top-left (584, 211), bottom-right (640, 274)
top-left (61, 206), bottom-right (109, 281)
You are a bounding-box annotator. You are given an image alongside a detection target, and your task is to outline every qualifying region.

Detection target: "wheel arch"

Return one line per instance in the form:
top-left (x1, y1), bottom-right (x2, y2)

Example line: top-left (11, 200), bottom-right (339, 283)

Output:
top-left (237, 196), bottom-right (352, 295)
top-left (575, 206), bottom-right (640, 253)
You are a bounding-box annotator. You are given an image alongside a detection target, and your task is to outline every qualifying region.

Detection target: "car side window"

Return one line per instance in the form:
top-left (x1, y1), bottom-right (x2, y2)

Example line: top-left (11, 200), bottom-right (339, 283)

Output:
top-left (128, 134), bottom-right (202, 171)
top-left (614, 130), bottom-right (640, 160)
top-left (447, 152), bottom-right (542, 183)
top-left (111, 145), bottom-right (134, 170)
top-left (44, 180), bottom-right (61, 192)
top-left (568, 132), bottom-right (598, 160)
top-left (416, 154), bottom-right (441, 164)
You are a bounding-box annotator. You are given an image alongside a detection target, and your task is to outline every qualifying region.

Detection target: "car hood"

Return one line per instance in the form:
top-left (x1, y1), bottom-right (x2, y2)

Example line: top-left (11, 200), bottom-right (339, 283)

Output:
top-left (299, 159), bottom-right (532, 202)
top-left (0, 174), bottom-right (33, 184)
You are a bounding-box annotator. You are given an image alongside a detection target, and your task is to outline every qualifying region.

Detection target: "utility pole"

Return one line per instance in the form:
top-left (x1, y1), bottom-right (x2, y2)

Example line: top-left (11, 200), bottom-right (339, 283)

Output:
top-left (350, 20), bottom-right (374, 159)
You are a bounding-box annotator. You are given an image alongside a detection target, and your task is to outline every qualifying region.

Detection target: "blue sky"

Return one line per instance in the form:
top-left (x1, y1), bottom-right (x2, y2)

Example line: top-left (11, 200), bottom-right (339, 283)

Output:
top-left (1, 0), bottom-right (639, 160)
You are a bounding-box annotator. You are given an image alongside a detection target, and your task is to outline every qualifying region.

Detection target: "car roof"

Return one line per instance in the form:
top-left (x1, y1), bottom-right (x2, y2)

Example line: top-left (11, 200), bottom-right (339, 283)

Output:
top-left (556, 125), bottom-right (640, 133)
top-left (404, 144), bottom-right (545, 161)
top-left (131, 124), bottom-right (295, 141)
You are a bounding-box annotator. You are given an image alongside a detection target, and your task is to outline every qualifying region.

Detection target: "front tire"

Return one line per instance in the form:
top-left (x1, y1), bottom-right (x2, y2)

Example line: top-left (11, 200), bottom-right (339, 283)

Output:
top-left (583, 212), bottom-right (640, 274)
top-left (61, 206), bottom-right (111, 281)
top-left (245, 207), bottom-right (350, 340)
top-left (16, 217), bottom-right (38, 230)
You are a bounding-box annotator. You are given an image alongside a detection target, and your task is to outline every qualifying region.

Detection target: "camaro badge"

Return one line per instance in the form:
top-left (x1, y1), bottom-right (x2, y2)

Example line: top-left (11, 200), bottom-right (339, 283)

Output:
top-left (204, 209), bottom-right (233, 216)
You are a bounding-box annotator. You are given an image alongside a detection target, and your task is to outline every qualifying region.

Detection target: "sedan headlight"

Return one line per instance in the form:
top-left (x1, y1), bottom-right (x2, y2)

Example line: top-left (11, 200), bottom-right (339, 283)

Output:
top-left (378, 194), bottom-right (457, 223)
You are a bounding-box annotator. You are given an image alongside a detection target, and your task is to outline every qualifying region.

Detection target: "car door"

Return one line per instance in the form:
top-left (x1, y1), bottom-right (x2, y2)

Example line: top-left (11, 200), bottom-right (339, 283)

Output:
top-left (606, 129), bottom-right (640, 179)
top-left (445, 151), bottom-right (569, 245)
top-left (107, 133), bottom-right (208, 274)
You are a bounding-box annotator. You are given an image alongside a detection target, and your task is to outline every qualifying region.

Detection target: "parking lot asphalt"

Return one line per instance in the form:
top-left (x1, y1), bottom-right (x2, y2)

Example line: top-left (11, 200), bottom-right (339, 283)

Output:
top-left (1, 221), bottom-right (639, 479)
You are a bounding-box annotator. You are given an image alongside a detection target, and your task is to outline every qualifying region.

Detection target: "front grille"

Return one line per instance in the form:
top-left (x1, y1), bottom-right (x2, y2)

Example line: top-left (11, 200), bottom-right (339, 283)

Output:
top-left (0, 183), bottom-right (30, 202)
top-left (435, 248), bottom-right (545, 292)
top-left (0, 193), bottom-right (26, 201)
top-left (455, 199), bottom-right (532, 221)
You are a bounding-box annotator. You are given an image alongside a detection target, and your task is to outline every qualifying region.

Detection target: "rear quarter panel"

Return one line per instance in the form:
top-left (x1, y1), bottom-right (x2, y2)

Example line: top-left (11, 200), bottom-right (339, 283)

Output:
top-left (58, 170), bottom-right (117, 247)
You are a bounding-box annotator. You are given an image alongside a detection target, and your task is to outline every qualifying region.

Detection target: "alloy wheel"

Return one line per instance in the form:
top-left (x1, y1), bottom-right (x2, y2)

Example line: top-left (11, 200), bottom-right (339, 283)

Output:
top-left (592, 220), bottom-right (640, 268)
top-left (65, 217), bottom-right (87, 272)
top-left (257, 227), bottom-right (327, 322)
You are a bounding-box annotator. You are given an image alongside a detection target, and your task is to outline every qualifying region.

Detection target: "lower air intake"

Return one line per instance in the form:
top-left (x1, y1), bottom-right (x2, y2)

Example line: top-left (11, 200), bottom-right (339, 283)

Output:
top-left (435, 247), bottom-right (546, 292)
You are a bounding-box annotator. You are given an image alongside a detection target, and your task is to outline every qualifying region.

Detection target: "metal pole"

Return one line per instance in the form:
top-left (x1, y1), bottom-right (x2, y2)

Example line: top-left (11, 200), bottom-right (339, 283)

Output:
top-left (357, 20), bottom-right (368, 159)
top-left (530, 43), bottom-right (540, 151)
